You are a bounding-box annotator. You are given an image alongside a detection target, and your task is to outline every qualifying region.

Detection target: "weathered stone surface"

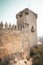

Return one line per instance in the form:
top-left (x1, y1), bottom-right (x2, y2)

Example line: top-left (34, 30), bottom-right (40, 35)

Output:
top-left (0, 8), bottom-right (37, 65)
top-left (0, 30), bottom-right (30, 60)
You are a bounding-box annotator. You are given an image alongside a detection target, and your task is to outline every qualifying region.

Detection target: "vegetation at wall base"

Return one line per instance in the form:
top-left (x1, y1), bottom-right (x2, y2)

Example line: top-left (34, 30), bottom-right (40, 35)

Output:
top-left (30, 45), bottom-right (43, 65)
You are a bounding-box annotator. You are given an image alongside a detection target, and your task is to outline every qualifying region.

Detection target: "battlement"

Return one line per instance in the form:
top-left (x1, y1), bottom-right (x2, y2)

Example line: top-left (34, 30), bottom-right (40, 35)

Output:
top-left (0, 21), bottom-right (18, 30)
top-left (0, 21), bottom-right (26, 31)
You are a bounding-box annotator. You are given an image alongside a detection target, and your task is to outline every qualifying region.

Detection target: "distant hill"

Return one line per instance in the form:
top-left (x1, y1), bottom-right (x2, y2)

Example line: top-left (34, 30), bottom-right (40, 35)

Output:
top-left (38, 37), bottom-right (43, 44)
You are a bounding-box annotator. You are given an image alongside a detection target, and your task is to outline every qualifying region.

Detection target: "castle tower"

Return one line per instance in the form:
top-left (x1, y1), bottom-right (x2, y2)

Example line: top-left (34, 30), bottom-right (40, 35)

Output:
top-left (16, 8), bottom-right (37, 47)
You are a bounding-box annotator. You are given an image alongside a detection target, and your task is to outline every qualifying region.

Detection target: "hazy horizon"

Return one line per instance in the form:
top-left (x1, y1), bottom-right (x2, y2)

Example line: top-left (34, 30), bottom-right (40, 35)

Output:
top-left (0, 0), bottom-right (43, 37)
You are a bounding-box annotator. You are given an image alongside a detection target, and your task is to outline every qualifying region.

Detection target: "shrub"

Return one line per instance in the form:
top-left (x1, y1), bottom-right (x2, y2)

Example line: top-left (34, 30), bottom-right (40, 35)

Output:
top-left (30, 45), bottom-right (43, 65)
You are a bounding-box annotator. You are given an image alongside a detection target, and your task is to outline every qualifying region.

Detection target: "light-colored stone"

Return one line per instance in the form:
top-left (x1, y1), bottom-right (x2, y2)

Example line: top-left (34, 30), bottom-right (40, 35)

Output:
top-left (0, 8), bottom-right (37, 64)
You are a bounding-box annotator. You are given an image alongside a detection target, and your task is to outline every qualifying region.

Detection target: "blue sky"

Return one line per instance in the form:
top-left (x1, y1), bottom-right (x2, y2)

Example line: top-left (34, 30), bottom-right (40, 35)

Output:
top-left (0, 0), bottom-right (43, 37)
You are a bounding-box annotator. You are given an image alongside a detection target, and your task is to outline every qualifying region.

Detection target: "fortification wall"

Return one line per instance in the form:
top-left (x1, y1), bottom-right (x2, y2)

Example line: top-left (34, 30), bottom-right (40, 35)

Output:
top-left (0, 29), bottom-right (30, 59)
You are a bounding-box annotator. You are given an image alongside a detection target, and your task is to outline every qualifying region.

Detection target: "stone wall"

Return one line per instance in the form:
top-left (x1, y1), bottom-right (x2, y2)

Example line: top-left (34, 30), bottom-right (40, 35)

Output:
top-left (0, 30), bottom-right (30, 60)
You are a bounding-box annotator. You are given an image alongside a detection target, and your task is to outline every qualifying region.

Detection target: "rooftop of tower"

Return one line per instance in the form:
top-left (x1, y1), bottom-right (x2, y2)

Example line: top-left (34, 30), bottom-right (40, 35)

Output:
top-left (16, 8), bottom-right (37, 19)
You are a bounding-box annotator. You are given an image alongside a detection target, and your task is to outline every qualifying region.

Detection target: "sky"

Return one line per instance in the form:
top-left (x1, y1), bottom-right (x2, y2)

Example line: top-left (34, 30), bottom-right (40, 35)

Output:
top-left (0, 0), bottom-right (43, 37)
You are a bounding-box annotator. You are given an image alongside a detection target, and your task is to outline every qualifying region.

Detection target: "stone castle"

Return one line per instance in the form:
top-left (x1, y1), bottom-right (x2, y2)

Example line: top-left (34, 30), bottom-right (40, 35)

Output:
top-left (0, 8), bottom-right (37, 63)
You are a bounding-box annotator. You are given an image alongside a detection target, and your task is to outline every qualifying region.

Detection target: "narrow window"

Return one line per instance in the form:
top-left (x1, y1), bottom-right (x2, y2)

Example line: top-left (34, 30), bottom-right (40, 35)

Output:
top-left (25, 23), bottom-right (29, 27)
top-left (25, 12), bottom-right (29, 15)
top-left (19, 14), bottom-right (22, 17)
top-left (31, 26), bottom-right (35, 33)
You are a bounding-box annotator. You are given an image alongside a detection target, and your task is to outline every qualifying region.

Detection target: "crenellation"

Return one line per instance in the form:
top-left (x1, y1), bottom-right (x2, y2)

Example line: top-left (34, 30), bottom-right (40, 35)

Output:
top-left (0, 21), bottom-right (3, 30)
top-left (14, 25), bottom-right (17, 30)
top-left (5, 22), bottom-right (8, 29)
top-left (12, 24), bottom-right (15, 30)
top-left (9, 23), bottom-right (12, 29)
top-left (0, 22), bottom-right (22, 31)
